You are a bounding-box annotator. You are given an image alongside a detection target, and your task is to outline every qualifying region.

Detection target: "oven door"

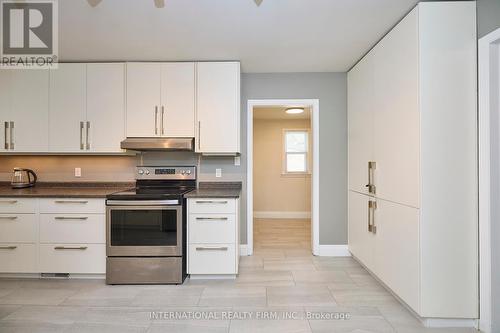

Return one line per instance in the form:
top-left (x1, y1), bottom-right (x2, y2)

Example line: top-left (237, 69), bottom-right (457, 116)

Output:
top-left (106, 201), bottom-right (182, 257)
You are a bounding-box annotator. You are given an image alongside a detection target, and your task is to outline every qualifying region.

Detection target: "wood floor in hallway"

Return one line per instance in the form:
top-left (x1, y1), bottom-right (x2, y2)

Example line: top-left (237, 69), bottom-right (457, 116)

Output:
top-left (254, 218), bottom-right (311, 250)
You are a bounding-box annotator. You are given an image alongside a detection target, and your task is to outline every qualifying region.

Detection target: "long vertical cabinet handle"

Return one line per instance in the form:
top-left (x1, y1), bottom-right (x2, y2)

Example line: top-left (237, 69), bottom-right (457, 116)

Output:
top-left (154, 106), bottom-right (158, 135)
top-left (9, 121), bottom-right (14, 150)
top-left (80, 121), bottom-right (84, 150)
top-left (368, 200), bottom-right (377, 234)
top-left (161, 106), bottom-right (165, 135)
top-left (4, 122), bottom-right (9, 150)
top-left (86, 121), bottom-right (91, 150)
top-left (366, 161), bottom-right (377, 194)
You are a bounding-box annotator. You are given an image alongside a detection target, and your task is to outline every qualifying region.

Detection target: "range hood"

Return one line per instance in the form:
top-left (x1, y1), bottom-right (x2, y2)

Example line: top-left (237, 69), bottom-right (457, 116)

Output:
top-left (120, 138), bottom-right (195, 151)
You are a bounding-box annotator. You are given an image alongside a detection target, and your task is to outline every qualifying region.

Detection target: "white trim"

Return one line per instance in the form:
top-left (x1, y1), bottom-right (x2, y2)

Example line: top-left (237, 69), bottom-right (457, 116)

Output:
top-left (479, 27), bottom-right (500, 333)
top-left (318, 245), bottom-right (351, 257)
top-left (253, 211), bottom-right (311, 219)
top-left (189, 275), bottom-right (237, 280)
top-left (239, 244), bottom-right (249, 256)
top-left (247, 99), bottom-right (320, 256)
top-left (420, 318), bottom-right (477, 329)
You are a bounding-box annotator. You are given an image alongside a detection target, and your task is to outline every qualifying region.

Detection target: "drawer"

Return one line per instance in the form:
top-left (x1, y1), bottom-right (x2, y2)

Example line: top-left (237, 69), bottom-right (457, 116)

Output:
top-left (188, 198), bottom-right (236, 214)
top-left (189, 214), bottom-right (236, 244)
top-left (39, 244), bottom-right (106, 274)
top-left (39, 198), bottom-right (105, 214)
top-left (40, 214), bottom-right (105, 244)
top-left (0, 243), bottom-right (37, 273)
top-left (0, 214), bottom-right (37, 243)
top-left (0, 198), bottom-right (36, 214)
top-left (188, 243), bottom-right (236, 275)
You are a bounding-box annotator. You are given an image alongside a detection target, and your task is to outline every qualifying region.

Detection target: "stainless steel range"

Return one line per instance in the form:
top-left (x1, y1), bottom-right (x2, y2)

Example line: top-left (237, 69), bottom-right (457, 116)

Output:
top-left (105, 166), bottom-right (196, 285)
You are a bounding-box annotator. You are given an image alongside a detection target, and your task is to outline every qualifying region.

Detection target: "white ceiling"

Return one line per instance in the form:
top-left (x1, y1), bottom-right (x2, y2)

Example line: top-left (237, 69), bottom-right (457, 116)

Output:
top-left (254, 107), bottom-right (311, 120)
top-left (59, 0), bottom-right (420, 72)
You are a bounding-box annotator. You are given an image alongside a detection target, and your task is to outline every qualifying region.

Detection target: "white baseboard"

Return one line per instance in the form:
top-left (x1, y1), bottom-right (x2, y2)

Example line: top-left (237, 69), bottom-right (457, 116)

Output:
top-left (318, 245), bottom-right (351, 257)
top-left (240, 245), bottom-right (249, 256)
top-left (421, 318), bottom-right (478, 328)
top-left (254, 211), bottom-right (311, 219)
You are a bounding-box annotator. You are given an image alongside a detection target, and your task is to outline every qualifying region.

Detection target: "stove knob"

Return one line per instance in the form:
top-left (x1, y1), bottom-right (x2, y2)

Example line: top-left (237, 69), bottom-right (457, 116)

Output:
top-left (186, 170), bottom-right (191, 175)
top-left (181, 170), bottom-right (186, 175)
top-left (145, 170), bottom-right (150, 175)
top-left (138, 169), bottom-right (144, 175)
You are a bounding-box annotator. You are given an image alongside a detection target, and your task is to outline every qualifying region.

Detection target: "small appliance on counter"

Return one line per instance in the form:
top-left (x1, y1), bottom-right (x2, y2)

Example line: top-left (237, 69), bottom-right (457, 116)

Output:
top-left (11, 168), bottom-right (37, 189)
top-left (105, 166), bottom-right (196, 285)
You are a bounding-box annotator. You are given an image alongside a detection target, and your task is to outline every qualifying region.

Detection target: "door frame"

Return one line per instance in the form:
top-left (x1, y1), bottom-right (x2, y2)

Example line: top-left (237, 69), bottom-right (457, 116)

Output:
top-left (479, 27), bottom-right (500, 333)
top-left (247, 99), bottom-right (320, 256)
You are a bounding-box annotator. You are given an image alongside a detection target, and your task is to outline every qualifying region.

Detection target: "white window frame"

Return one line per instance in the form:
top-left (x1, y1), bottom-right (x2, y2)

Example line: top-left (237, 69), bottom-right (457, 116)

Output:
top-left (282, 128), bottom-right (311, 175)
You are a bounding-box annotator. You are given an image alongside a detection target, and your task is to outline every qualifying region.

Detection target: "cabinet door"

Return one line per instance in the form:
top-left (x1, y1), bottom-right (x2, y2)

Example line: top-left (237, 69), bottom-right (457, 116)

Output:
top-left (49, 64), bottom-right (86, 152)
top-left (196, 62), bottom-right (240, 153)
top-left (160, 63), bottom-right (195, 137)
top-left (10, 70), bottom-right (49, 152)
top-left (348, 51), bottom-right (375, 194)
top-left (126, 63), bottom-right (161, 137)
top-left (87, 63), bottom-right (125, 152)
top-left (373, 9), bottom-right (420, 208)
top-left (0, 70), bottom-right (11, 152)
top-left (374, 199), bottom-right (420, 313)
top-left (348, 191), bottom-right (375, 271)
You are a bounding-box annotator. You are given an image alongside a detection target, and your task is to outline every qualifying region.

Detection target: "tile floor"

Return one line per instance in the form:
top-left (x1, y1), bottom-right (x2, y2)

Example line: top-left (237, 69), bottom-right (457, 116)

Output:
top-left (0, 219), bottom-right (478, 332)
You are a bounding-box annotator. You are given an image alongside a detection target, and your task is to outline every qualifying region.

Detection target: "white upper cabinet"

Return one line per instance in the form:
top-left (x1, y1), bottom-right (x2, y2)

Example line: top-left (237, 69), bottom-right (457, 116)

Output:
top-left (126, 63), bottom-right (162, 137)
top-left (373, 9), bottom-right (420, 208)
top-left (49, 64), bottom-right (87, 152)
top-left (10, 70), bottom-right (50, 152)
top-left (196, 62), bottom-right (240, 154)
top-left (86, 63), bottom-right (125, 152)
top-left (348, 52), bottom-right (375, 194)
top-left (161, 63), bottom-right (195, 137)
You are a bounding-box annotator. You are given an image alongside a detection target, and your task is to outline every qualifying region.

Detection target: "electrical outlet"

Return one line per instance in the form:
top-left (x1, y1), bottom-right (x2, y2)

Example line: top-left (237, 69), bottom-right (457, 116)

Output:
top-left (234, 156), bottom-right (241, 166)
top-left (74, 168), bottom-right (82, 177)
top-left (216, 168), bottom-right (222, 178)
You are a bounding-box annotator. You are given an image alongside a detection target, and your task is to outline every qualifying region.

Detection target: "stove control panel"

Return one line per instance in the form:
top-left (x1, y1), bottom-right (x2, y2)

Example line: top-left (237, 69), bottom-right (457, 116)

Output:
top-left (135, 166), bottom-right (196, 180)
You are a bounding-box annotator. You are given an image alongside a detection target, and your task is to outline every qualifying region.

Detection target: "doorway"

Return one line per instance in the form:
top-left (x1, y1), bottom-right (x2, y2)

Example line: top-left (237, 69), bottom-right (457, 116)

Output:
top-left (247, 99), bottom-right (320, 256)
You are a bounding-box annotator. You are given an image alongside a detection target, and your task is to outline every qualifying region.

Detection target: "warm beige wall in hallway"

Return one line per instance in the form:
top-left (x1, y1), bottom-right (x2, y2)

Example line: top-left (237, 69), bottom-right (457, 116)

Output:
top-left (253, 118), bottom-right (311, 213)
top-left (0, 155), bottom-right (137, 182)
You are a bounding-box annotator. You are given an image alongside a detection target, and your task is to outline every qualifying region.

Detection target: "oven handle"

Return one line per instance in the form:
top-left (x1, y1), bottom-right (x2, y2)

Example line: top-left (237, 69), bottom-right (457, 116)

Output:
top-left (106, 200), bottom-right (180, 206)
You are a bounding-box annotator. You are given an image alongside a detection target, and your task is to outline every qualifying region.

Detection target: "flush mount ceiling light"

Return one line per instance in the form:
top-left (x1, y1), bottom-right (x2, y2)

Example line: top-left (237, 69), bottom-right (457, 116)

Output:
top-left (87, 0), bottom-right (164, 8)
top-left (254, 0), bottom-right (264, 6)
top-left (285, 108), bottom-right (305, 115)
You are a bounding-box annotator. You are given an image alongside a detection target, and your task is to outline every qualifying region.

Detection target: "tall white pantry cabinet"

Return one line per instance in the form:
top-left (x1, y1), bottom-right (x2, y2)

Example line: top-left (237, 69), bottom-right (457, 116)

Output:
top-left (348, 2), bottom-right (478, 322)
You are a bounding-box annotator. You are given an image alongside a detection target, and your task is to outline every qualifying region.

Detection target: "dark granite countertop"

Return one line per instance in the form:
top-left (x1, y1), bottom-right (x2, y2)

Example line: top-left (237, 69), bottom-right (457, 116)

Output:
top-left (185, 182), bottom-right (242, 198)
top-left (0, 182), bottom-right (134, 198)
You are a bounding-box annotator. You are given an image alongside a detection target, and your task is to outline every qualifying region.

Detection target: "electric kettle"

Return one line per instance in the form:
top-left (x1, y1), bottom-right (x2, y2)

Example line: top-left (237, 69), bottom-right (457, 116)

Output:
top-left (11, 168), bottom-right (37, 189)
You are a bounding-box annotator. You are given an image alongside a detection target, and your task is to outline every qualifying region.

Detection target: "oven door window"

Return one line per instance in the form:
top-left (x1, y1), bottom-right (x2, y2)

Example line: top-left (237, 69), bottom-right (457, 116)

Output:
top-left (110, 209), bottom-right (179, 246)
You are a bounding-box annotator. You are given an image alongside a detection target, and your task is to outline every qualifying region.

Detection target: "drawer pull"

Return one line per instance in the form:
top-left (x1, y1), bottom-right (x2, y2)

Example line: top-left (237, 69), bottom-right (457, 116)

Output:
top-left (195, 200), bottom-right (228, 204)
top-left (0, 216), bottom-right (18, 220)
top-left (196, 217), bottom-right (229, 221)
top-left (0, 246), bottom-right (17, 250)
top-left (54, 246), bottom-right (88, 250)
top-left (195, 246), bottom-right (228, 251)
top-left (54, 200), bottom-right (89, 204)
top-left (54, 216), bottom-right (88, 221)
top-left (0, 200), bottom-right (18, 204)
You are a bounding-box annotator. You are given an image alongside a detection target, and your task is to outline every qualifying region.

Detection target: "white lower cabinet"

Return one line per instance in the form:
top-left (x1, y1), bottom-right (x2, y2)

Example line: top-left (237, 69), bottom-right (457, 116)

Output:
top-left (187, 198), bottom-right (239, 276)
top-left (0, 197), bottom-right (106, 275)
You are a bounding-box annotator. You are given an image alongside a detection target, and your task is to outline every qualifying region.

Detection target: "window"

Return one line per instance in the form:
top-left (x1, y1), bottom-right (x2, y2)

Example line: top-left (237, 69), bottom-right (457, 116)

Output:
top-left (283, 129), bottom-right (309, 174)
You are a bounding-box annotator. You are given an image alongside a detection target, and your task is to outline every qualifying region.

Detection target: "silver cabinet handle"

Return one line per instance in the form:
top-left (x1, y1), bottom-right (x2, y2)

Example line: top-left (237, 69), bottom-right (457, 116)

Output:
top-left (0, 200), bottom-right (18, 204)
top-left (161, 106), bottom-right (165, 135)
top-left (195, 247), bottom-right (228, 251)
top-left (0, 246), bottom-right (17, 250)
top-left (366, 161), bottom-right (376, 194)
top-left (368, 200), bottom-right (377, 234)
top-left (9, 121), bottom-right (14, 150)
top-left (80, 121), bottom-right (85, 150)
top-left (54, 246), bottom-right (88, 250)
top-left (54, 200), bottom-right (89, 204)
top-left (54, 216), bottom-right (88, 221)
top-left (4, 122), bottom-right (8, 150)
top-left (195, 200), bottom-right (228, 204)
top-left (154, 106), bottom-right (158, 135)
top-left (86, 121), bottom-right (91, 150)
top-left (0, 216), bottom-right (18, 220)
top-left (196, 217), bottom-right (229, 220)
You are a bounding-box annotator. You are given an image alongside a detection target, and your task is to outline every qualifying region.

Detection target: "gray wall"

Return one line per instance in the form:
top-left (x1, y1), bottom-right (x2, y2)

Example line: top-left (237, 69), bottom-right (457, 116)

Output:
top-left (478, 0), bottom-right (500, 38)
top-left (240, 73), bottom-right (348, 245)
